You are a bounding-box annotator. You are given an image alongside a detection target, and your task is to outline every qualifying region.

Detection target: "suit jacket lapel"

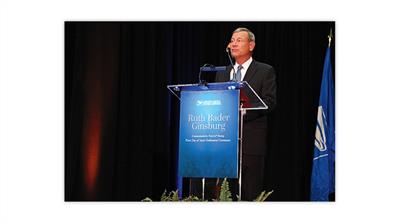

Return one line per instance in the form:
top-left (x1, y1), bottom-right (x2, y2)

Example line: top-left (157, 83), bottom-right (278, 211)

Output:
top-left (226, 65), bottom-right (233, 81)
top-left (243, 60), bottom-right (257, 83)
top-left (225, 61), bottom-right (256, 82)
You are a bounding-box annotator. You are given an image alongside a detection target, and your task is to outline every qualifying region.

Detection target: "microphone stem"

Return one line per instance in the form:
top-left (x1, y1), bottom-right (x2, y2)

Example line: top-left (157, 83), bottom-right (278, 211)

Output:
top-left (226, 49), bottom-right (236, 81)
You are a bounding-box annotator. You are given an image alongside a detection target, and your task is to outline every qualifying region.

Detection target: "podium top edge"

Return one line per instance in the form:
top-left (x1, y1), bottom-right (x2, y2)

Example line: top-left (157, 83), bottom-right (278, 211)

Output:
top-left (167, 81), bottom-right (248, 88)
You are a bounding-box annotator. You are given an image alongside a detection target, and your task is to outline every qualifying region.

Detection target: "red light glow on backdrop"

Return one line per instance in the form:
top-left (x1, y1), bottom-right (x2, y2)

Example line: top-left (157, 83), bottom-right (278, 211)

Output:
top-left (81, 73), bottom-right (103, 199)
top-left (78, 25), bottom-right (119, 199)
top-left (81, 107), bottom-right (102, 199)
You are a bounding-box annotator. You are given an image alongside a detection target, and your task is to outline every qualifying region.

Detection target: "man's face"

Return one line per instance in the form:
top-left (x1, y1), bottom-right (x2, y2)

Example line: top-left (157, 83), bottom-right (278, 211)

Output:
top-left (229, 31), bottom-right (255, 59)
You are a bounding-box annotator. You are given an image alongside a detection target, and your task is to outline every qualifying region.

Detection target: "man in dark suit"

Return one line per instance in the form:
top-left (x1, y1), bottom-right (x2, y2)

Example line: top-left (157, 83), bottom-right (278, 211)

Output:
top-left (215, 27), bottom-right (277, 200)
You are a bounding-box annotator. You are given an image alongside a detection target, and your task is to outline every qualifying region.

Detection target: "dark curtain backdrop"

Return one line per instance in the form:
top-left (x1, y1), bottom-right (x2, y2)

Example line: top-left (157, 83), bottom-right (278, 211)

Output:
top-left (65, 22), bottom-right (335, 201)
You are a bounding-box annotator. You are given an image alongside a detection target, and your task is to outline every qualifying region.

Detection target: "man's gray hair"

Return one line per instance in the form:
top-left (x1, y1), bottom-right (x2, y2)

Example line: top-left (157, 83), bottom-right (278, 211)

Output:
top-left (233, 27), bottom-right (255, 42)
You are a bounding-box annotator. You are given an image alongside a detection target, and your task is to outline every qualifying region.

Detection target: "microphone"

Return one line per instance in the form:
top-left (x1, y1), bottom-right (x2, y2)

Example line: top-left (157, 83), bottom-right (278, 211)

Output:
top-left (225, 45), bottom-right (237, 81)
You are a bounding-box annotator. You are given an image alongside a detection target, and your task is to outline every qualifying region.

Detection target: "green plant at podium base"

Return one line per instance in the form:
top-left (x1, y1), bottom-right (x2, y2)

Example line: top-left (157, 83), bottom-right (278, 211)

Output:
top-left (142, 178), bottom-right (273, 202)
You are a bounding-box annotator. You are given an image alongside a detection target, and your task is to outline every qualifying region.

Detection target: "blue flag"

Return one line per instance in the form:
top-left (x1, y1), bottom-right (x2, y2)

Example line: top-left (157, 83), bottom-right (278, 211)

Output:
top-left (310, 46), bottom-right (335, 201)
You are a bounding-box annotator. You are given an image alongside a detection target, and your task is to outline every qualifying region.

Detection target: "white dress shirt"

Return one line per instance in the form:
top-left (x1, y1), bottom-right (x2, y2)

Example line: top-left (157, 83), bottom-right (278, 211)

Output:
top-left (229, 57), bottom-right (253, 81)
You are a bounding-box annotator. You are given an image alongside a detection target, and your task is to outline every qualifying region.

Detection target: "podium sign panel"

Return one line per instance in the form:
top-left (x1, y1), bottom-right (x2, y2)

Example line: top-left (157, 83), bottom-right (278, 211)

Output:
top-left (178, 90), bottom-right (239, 178)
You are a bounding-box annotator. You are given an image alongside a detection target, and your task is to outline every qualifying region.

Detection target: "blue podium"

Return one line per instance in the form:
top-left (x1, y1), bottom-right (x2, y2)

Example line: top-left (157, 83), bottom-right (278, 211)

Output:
top-left (167, 81), bottom-right (268, 199)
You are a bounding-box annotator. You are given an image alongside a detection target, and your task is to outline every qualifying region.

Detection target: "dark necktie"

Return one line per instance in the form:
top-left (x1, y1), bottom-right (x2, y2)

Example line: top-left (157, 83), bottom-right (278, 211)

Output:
top-left (236, 65), bottom-right (243, 81)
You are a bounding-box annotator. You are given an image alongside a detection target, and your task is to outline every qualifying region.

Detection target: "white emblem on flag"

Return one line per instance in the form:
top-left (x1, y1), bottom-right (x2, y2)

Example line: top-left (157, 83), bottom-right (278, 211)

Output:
top-left (315, 106), bottom-right (327, 151)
